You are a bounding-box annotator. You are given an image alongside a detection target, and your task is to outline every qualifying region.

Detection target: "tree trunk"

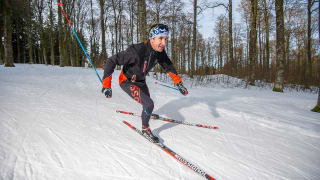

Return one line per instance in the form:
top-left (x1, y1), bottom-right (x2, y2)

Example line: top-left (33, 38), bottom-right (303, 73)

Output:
top-left (49, 0), bottom-right (55, 65)
top-left (284, 30), bottom-right (290, 82)
top-left (187, 30), bottom-right (191, 74)
top-left (263, 0), bottom-right (270, 81)
top-left (17, 31), bottom-right (21, 62)
top-left (119, 1), bottom-right (124, 52)
top-left (306, 0), bottom-right (314, 88)
top-left (130, 0), bottom-right (134, 44)
top-left (312, 88), bottom-right (320, 112)
top-left (58, 0), bottom-right (64, 67)
top-left (41, 34), bottom-right (48, 65)
top-left (219, 27), bottom-right (223, 71)
top-left (228, 0), bottom-right (234, 76)
top-left (311, 1), bottom-right (320, 112)
top-left (191, 0), bottom-right (197, 77)
top-left (0, 39), bottom-right (3, 65)
top-left (111, 0), bottom-right (119, 54)
top-left (99, 0), bottom-right (107, 62)
top-left (258, 10), bottom-right (262, 79)
top-left (90, 0), bottom-right (96, 66)
top-left (273, 0), bottom-right (285, 92)
top-left (248, 0), bottom-right (257, 85)
top-left (138, 0), bottom-right (147, 42)
top-left (36, 0), bottom-right (48, 65)
top-left (3, 0), bottom-right (15, 67)
top-left (171, 3), bottom-right (177, 69)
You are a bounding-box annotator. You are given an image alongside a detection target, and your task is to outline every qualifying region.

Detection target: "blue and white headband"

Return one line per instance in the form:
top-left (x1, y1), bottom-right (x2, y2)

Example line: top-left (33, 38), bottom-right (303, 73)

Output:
top-left (149, 24), bottom-right (169, 39)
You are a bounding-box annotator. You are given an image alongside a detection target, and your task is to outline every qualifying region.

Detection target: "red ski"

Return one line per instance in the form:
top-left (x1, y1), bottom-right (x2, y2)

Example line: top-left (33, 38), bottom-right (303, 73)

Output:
top-left (123, 121), bottom-right (216, 180)
top-left (117, 110), bottom-right (218, 130)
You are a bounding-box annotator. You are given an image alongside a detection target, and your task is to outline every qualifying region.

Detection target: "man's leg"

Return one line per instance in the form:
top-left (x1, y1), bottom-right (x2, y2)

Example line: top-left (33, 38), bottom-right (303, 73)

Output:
top-left (120, 82), bottom-right (154, 127)
top-left (120, 82), bottom-right (158, 142)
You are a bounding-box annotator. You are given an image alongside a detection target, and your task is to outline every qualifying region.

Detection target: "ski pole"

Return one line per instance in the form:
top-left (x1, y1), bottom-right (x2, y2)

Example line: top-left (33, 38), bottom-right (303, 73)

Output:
top-left (58, 2), bottom-right (102, 84)
top-left (154, 81), bottom-right (179, 91)
top-left (117, 110), bottom-right (218, 130)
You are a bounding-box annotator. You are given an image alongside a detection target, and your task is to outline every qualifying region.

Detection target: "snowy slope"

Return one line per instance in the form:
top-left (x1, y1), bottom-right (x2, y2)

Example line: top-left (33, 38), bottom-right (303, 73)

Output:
top-left (0, 64), bottom-right (319, 180)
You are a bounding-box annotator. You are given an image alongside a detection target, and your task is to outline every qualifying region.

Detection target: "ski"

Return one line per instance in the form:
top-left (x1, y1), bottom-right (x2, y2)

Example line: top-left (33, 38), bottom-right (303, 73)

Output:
top-left (117, 110), bottom-right (218, 130)
top-left (123, 121), bottom-right (216, 180)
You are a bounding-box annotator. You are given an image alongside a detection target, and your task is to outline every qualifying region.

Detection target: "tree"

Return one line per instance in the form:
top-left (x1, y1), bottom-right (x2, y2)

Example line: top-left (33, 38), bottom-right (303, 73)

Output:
top-left (3, 0), bottom-right (15, 67)
top-left (191, 0), bottom-right (197, 77)
top-left (311, 0), bottom-right (320, 113)
top-left (312, 88), bottom-right (320, 112)
top-left (248, 0), bottom-right (257, 85)
top-left (99, 0), bottom-right (107, 62)
top-left (228, 0), bottom-right (234, 75)
top-left (58, 0), bottom-right (64, 67)
top-left (262, 0), bottom-right (270, 81)
top-left (0, 1), bottom-right (4, 65)
top-left (35, 0), bottom-right (48, 65)
top-left (306, 0), bottom-right (315, 88)
top-left (138, 0), bottom-right (147, 42)
top-left (48, 0), bottom-right (55, 65)
top-left (273, 0), bottom-right (285, 92)
top-left (214, 15), bottom-right (228, 71)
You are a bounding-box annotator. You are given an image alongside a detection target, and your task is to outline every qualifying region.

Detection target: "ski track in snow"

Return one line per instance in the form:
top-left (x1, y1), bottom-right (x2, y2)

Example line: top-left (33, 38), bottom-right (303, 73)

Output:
top-left (1, 64), bottom-right (320, 180)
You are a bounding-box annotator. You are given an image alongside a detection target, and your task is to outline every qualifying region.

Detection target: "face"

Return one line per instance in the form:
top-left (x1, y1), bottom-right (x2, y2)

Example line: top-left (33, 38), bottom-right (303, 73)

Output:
top-left (150, 36), bottom-right (167, 52)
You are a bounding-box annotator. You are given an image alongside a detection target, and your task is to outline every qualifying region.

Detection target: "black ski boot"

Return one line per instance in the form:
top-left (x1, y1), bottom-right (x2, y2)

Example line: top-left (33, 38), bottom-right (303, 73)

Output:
top-left (142, 126), bottom-right (159, 143)
top-left (151, 113), bottom-right (160, 119)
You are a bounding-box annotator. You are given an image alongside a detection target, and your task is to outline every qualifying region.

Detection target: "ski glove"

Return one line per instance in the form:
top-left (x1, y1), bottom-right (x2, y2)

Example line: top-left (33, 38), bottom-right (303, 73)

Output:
top-left (176, 82), bottom-right (188, 96)
top-left (102, 88), bottom-right (112, 98)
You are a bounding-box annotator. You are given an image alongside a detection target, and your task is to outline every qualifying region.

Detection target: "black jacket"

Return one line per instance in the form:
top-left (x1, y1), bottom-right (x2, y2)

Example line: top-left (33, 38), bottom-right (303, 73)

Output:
top-left (103, 41), bottom-right (178, 83)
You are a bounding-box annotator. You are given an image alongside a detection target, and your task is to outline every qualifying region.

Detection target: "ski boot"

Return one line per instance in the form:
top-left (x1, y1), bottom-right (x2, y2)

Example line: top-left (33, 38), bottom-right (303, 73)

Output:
top-left (142, 126), bottom-right (159, 143)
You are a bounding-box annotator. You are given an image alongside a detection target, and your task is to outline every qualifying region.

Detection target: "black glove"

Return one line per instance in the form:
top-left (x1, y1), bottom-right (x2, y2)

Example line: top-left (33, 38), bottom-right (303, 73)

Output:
top-left (176, 82), bottom-right (188, 96)
top-left (102, 88), bottom-right (112, 98)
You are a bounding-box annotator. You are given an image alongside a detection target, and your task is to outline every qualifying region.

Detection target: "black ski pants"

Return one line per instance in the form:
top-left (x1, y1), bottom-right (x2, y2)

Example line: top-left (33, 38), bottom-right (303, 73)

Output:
top-left (120, 81), bottom-right (154, 127)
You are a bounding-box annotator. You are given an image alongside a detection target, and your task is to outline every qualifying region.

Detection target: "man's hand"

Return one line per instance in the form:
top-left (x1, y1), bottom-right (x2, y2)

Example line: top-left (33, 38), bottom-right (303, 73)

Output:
top-left (102, 88), bottom-right (112, 98)
top-left (176, 82), bottom-right (188, 96)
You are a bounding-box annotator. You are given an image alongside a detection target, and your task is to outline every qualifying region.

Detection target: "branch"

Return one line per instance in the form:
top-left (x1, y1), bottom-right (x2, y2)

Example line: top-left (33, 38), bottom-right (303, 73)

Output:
top-left (205, 3), bottom-right (227, 10)
top-left (312, 7), bottom-right (319, 13)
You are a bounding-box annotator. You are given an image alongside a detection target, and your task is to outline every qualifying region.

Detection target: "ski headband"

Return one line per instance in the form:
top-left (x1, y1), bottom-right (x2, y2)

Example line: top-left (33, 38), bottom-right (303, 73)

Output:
top-left (149, 24), bottom-right (169, 39)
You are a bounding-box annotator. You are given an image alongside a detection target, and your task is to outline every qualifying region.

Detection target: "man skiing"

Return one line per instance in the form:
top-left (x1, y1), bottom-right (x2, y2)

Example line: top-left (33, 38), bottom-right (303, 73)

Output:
top-left (102, 24), bottom-right (188, 143)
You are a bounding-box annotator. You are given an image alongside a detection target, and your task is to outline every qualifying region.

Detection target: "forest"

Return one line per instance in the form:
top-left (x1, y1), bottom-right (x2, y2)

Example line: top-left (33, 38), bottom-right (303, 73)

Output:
top-left (1, 0), bottom-right (319, 111)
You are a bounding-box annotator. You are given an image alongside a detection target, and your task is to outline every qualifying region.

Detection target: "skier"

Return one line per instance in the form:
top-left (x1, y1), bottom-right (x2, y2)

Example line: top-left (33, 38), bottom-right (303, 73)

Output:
top-left (101, 24), bottom-right (188, 143)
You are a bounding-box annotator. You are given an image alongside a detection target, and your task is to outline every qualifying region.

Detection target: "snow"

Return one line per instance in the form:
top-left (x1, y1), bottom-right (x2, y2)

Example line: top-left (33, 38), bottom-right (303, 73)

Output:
top-left (0, 64), bottom-right (319, 180)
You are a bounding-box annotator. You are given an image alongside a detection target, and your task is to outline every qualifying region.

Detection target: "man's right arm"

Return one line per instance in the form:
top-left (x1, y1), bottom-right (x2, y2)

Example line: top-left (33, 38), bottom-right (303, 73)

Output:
top-left (102, 47), bottom-right (136, 89)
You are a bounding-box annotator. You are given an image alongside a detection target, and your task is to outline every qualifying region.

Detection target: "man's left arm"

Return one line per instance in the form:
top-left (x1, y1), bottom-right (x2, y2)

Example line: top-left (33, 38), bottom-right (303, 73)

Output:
top-left (158, 51), bottom-right (188, 96)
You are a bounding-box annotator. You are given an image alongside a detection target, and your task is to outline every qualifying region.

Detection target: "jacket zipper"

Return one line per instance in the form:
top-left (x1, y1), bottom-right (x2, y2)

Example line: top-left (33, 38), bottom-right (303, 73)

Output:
top-left (144, 51), bottom-right (153, 76)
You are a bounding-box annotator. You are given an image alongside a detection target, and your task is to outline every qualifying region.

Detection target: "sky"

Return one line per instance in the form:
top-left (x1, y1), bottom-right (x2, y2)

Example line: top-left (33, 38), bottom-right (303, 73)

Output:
top-left (182, 0), bottom-right (242, 39)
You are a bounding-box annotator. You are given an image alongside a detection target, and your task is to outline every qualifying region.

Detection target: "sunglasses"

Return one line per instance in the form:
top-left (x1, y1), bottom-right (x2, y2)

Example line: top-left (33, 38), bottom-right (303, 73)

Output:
top-left (157, 24), bottom-right (168, 31)
top-left (150, 24), bottom-right (168, 32)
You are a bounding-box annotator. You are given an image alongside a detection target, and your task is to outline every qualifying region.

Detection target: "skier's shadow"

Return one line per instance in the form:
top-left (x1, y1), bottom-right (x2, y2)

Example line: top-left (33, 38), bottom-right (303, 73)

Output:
top-left (152, 94), bottom-right (228, 143)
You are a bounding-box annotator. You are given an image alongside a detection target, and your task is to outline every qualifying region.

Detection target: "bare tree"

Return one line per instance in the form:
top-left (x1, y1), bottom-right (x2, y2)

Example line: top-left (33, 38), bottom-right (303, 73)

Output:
top-left (191, 0), bottom-right (197, 77)
top-left (273, 0), bottom-right (285, 92)
top-left (48, 0), bottom-right (55, 65)
top-left (306, 0), bottom-right (316, 88)
top-left (228, 0), bottom-right (234, 75)
top-left (138, 0), bottom-right (147, 42)
top-left (263, 0), bottom-right (270, 81)
top-left (3, 0), bottom-right (15, 67)
top-left (35, 0), bottom-right (48, 65)
top-left (58, 0), bottom-right (64, 67)
top-left (0, 27), bottom-right (3, 65)
top-left (311, 0), bottom-right (320, 113)
top-left (99, 0), bottom-right (107, 62)
top-left (249, 0), bottom-right (257, 85)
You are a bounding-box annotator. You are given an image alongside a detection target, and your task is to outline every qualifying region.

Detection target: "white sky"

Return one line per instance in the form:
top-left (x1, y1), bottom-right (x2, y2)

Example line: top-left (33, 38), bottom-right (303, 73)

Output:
top-left (182, 0), bottom-right (242, 39)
